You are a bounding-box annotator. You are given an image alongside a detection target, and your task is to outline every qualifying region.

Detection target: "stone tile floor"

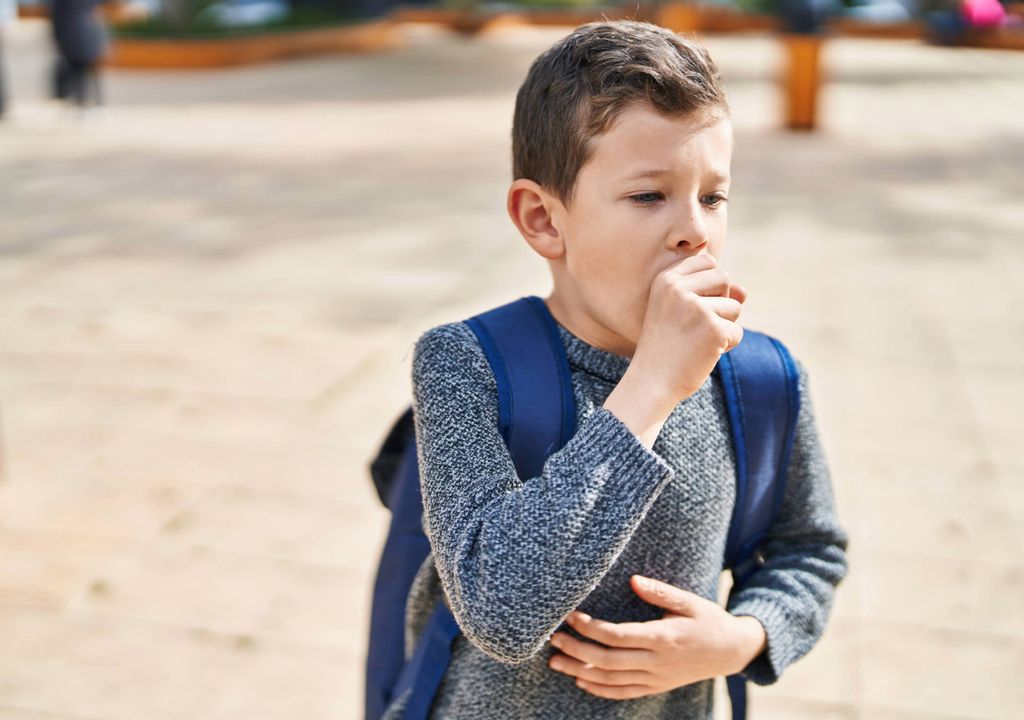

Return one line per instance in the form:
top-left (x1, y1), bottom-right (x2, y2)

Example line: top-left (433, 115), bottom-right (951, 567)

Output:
top-left (0, 16), bottom-right (1022, 720)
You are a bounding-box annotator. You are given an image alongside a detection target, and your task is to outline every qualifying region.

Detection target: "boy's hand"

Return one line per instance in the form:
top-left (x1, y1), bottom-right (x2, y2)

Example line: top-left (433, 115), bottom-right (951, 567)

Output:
top-left (632, 253), bottom-right (746, 404)
top-left (546, 575), bottom-right (767, 699)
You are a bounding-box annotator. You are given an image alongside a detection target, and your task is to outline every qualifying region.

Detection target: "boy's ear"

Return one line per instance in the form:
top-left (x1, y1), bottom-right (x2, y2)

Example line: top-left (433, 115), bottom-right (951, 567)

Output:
top-left (507, 179), bottom-right (565, 260)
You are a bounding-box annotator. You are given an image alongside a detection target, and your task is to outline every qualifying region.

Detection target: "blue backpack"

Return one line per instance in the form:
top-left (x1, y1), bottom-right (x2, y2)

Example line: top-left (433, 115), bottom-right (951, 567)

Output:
top-left (365, 294), bottom-right (801, 720)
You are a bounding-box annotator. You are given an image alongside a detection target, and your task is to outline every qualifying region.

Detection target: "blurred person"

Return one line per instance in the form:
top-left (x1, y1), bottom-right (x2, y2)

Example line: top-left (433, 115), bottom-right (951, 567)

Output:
top-left (777, 0), bottom-right (841, 33)
top-left (924, 0), bottom-right (1010, 42)
top-left (0, 0), bottom-right (13, 118)
top-left (50, 0), bottom-right (108, 112)
top-left (375, 19), bottom-right (850, 720)
top-left (924, 0), bottom-right (970, 42)
top-left (961, 0), bottom-right (1007, 26)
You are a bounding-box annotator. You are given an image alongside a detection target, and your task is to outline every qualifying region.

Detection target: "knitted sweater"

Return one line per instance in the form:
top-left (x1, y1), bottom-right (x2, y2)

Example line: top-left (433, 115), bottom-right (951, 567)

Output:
top-left (381, 314), bottom-right (850, 720)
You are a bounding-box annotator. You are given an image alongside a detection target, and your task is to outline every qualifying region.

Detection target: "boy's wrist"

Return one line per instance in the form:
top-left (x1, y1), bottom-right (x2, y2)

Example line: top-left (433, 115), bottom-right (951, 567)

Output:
top-left (727, 614), bottom-right (768, 675)
top-left (602, 365), bottom-right (679, 449)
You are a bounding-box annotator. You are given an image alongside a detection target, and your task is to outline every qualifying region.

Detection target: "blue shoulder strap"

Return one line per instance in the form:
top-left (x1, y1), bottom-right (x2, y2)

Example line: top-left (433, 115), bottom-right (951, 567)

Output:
top-left (714, 329), bottom-right (801, 720)
top-left (463, 295), bottom-right (578, 478)
top-left (717, 329), bottom-right (801, 584)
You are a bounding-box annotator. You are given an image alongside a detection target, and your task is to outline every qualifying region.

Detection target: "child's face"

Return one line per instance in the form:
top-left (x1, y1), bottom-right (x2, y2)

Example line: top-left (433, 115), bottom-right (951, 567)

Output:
top-left (524, 101), bottom-right (733, 357)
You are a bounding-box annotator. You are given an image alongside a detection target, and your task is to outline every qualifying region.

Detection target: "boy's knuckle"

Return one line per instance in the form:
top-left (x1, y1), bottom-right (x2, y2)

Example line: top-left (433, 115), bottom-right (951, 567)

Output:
top-left (676, 286), bottom-right (699, 308)
top-left (693, 252), bottom-right (716, 268)
top-left (604, 653), bottom-right (627, 670)
top-left (664, 271), bottom-right (685, 289)
top-left (697, 302), bottom-right (717, 324)
top-left (637, 651), bottom-right (658, 671)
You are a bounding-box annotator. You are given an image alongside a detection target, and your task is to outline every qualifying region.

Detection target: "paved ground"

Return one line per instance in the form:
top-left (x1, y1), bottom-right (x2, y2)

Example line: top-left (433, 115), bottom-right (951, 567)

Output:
top-left (1, 16), bottom-right (1023, 720)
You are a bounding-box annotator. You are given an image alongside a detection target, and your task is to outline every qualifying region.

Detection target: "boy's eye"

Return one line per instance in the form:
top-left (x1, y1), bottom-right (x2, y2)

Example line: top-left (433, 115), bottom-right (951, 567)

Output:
top-left (628, 192), bottom-right (664, 206)
top-left (703, 194), bottom-right (728, 208)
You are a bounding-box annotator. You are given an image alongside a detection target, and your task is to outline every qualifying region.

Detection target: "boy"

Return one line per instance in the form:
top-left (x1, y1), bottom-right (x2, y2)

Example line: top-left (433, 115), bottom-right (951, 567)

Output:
top-left (384, 19), bottom-right (849, 719)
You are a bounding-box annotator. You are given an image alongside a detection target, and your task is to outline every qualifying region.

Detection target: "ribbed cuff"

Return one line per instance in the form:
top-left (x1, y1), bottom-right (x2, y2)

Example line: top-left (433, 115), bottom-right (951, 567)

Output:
top-left (580, 405), bottom-right (676, 492)
top-left (728, 598), bottom-right (798, 686)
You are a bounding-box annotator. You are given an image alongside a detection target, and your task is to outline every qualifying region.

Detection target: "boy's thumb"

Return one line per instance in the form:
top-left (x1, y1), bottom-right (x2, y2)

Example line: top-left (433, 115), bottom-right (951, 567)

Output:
top-left (630, 575), bottom-right (698, 617)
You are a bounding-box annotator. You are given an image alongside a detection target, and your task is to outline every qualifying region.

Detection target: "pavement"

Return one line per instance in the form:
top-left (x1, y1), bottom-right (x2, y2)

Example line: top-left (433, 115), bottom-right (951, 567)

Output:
top-left (1, 16), bottom-right (1023, 720)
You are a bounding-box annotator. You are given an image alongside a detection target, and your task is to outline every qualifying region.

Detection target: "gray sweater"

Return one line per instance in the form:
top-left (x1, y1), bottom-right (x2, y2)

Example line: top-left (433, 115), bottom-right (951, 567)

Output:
top-left (382, 315), bottom-right (849, 720)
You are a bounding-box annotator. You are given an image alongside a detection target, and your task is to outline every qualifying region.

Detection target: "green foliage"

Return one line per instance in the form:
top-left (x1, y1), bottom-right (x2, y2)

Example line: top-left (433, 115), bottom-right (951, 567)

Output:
top-left (440, 0), bottom-right (614, 8)
top-left (729, 0), bottom-right (777, 14)
top-left (506, 0), bottom-right (612, 6)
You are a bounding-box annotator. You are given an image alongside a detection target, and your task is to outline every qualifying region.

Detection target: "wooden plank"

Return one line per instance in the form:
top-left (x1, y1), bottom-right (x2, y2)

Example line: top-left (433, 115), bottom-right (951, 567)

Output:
top-left (107, 18), bottom-right (401, 69)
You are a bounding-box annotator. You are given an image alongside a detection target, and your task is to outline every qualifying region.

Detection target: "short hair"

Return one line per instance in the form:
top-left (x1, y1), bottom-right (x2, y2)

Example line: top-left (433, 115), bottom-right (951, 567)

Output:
top-left (511, 20), bottom-right (729, 210)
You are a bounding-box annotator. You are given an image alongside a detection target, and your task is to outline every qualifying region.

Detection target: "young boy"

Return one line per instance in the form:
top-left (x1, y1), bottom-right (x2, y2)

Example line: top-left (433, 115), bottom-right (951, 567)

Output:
top-left (384, 19), bottom-right (849, 719)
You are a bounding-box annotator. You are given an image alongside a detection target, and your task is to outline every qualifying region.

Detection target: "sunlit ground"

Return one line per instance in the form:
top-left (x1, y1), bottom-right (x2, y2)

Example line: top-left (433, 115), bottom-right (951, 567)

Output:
top-left (1, 16), bottom-right (1023, 719)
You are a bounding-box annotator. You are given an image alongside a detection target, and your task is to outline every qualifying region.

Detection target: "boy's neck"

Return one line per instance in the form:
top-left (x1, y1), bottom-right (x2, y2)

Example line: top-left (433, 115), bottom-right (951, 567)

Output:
top-left (543, 291), bottom-right (637, 360)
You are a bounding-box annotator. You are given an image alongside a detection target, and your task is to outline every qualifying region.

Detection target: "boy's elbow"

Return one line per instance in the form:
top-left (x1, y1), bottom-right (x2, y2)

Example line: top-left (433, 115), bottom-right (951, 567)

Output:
top-left (450, 597), bottom-right (551, 666)
top-left (823, 524), bottom-right (851, 585)
top-left (436, 523), bottom-right (555, 665)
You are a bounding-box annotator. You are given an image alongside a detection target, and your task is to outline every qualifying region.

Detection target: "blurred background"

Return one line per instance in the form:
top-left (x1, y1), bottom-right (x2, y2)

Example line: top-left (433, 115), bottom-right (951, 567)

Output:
top-left (0, 0), bottom-right (1022, 717)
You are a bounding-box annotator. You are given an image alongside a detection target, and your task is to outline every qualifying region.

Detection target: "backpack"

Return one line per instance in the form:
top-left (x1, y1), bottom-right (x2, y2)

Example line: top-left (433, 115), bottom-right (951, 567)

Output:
top-left (365, 294), bottom-right (801, 720)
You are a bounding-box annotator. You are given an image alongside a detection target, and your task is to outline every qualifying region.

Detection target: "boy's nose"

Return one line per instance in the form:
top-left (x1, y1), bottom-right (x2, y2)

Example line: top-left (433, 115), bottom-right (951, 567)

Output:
top-left (668, 208), bottom-right (711, 254)
top-left (669, 231), bottom-right (709, 255)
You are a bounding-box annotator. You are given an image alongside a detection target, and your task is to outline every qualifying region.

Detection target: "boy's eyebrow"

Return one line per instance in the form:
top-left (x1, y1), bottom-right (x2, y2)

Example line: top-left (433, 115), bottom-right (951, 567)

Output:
top-left (621, 167), bottom-right (731, 183)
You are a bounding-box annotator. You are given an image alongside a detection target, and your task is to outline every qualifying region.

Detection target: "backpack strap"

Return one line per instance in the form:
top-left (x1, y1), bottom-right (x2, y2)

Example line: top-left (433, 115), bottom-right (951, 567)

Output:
top-left (714, 329), bottom-right (801, 720)
top-left (463, 295), bottom-right (578, 478)
top-left (388, 599), bottom-right (462, 719)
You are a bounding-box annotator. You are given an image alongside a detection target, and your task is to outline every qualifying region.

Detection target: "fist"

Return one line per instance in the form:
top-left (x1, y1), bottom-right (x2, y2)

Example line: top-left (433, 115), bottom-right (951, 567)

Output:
top-left (632, 253), bottom-right (746, 402)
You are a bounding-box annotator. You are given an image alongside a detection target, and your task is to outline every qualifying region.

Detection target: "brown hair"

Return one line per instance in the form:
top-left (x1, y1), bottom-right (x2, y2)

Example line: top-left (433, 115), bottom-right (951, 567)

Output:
top-left (511, 20), bottom-right (729, 210)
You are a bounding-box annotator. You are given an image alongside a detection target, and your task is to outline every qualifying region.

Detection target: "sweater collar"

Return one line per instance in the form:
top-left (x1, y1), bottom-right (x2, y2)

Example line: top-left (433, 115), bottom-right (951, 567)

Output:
top-left (550, 316), bottom-right (634, 385)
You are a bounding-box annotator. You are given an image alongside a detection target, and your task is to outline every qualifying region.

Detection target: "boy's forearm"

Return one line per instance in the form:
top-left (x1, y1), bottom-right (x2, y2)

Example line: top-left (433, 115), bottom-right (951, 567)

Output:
top-left (429, 405), bottom-right (676, 664)
top-left (602, 365), bottom-right (681, 450)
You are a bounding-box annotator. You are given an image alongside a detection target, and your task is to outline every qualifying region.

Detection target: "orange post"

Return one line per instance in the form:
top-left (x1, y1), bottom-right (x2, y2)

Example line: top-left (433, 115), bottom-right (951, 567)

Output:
top-left (782, 34), bottom-right (823, 131)
top-left (657, 3), bottom-right (703, 33)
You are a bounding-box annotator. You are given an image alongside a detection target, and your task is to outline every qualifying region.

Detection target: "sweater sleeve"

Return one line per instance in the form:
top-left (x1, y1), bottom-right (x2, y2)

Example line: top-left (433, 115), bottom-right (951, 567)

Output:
top-left (410, 321), bottom-right (675, 665)
top-left (725, 358), bottom-right (851, 686)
